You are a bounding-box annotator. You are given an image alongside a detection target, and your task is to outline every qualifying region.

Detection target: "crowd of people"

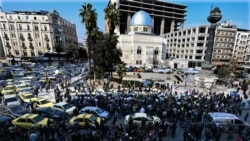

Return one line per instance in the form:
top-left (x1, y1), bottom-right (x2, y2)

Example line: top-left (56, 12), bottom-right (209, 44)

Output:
top-left (0, 74), bottom-right (250, 141)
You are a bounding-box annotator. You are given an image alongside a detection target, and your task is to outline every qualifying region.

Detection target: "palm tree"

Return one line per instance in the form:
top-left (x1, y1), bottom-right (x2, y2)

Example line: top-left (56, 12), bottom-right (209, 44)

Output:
top-left (66, 44), bottom-right (74, 63)
top-left (116, 62), bottom-right (126, 83)
top-left (79, 3), bottom-right (98, 89)
top-left (104, 1), bottom-right (120, 76)
top-left (54, 43), bottom-right (63, 62)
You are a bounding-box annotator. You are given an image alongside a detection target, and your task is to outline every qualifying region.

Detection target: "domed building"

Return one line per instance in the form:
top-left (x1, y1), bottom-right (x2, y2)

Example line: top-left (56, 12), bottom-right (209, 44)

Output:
top-left (118, 10), bottom-right (166, 67)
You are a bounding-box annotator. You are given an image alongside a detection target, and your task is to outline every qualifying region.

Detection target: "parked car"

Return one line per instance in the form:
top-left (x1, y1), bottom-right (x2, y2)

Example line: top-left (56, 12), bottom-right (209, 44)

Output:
top-left (79, 106), bottom-right (109, 119)
top-left (2, 94), bottom-right (20, 106)
top-left (184, 68), bottom-right (199, 74)
top-left (33, 98), bottom-right (54, 107)
top-left (152, 67), bottom-right (172, 74)
top-left (12, 113), bottom-right (49, 129)
top-left (124, 113), bottom-right (161, 126)
top-left (69, 113), bottom-right (102, 129)
top-left (53, 102), bottom-right (77, 116)
top-left (31, 107), bottom-right (67, 121)
top-left (0, 115), bottom-right (14, 125)
top-left (19, 93), bottom-right (38, 103)
top-left (0, 104), bottom-right (30, 118)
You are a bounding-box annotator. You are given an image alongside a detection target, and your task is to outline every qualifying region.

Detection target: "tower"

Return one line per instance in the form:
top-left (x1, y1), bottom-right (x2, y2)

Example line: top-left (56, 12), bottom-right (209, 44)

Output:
top-left (203, 7), bottom-right (222, 68)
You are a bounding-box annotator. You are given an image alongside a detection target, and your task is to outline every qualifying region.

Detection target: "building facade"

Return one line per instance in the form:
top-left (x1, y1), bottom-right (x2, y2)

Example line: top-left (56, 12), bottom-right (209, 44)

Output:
top-left (118, 10), bottom-right (166, 67)
top-left (107, 0), bottom-right (187, 35)
top-left (233, 28), bottom-right (250, 67)
top-left (212, 21), bottom-right (237, 66)
top-left (0, 10), bottom-right (78, 58)
top-left (163, 25), bottom-right (209, 69)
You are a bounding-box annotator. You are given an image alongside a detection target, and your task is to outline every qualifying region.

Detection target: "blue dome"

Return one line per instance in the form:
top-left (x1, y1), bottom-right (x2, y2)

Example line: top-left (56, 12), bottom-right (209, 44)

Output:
top-left (130, 10), bottom-right (152, 27)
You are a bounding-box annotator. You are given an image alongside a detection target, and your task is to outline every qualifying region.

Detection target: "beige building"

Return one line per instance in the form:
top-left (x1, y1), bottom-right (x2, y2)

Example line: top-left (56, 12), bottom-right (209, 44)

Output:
top-left (212, 21), bottom-right (237, 66)
top-left (0, 10), bottom-right (77, 58)
top-left (118, 10), bottom-right (166, 67)
top-left (233, 28), bottom-right (250, 66)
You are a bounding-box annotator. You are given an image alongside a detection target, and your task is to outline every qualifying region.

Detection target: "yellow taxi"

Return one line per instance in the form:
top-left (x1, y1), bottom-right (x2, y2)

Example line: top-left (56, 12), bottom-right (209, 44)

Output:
top-left (6, 79), bottom-right (14, 85)
top-left (34, 98), bottom-right (54, 107)
top-left (19, 93), bottom-right (38, 103)
top-left (69, 113), bottom-right (101, 129)
top-left (2, 90), bottom-right (16, 95)
top-left (1, 85), bottom-right (15, 94)
top-left (15, 84), bottom-right (28, 92)
top-left (12, 113), bottom-right (49, 129)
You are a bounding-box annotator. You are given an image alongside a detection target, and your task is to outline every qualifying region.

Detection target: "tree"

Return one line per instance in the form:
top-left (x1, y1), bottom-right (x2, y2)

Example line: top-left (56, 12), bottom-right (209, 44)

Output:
top-left (79, 2), bottom-right (98, 88)
top-left (104, 1), bottom-right (121, 77)
top-left (78, 47), bottom-right (88, 60)
top-left (66, 45), bottom-right (74, 63)
top-left (116, 62), bottom-right (126, 83)
top-left (54, 43), bottom-right (63, 62)
top-left (217, 66), bottom-right (231, 78)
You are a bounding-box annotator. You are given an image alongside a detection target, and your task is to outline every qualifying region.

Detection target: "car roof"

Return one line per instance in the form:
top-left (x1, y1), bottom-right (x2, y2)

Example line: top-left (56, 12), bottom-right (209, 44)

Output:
top-left (77, 113), bottom-right (91, 118)
top-left (208, 112), bottom-right (239, 119)
top-left (54, 102), bottom-right (68, 106)
top-left (20, 113), bottom-right (38, 119)
top-left (6, 104), bottom-right (22, 108)
top-left (0, 115), bottom-right (13, 123)
top-left (131, 113), bottom-right (147, 118)
top-left (82, 106), bottom-right (98, 110)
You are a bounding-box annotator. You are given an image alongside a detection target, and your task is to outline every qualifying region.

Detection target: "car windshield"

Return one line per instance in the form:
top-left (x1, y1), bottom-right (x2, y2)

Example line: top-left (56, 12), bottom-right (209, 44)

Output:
top-left (47, 108), bottom-right (58, 114)
top-left (89, 115), bottom-right (97, 122)
top-left (62, 103), bottom-right (73, 110)
top-left (39, 100), bottom-right (49, 105)
top-left (4, 87), bottom-right (13, 91)
top-left (9, 106), bottom-right (23, 113)
top-left (24, 94), bottom-right (34, 99)
top-left (146, 115), bottom-right (153, 121)
top-left (95, 108), bottom-right (103, 114)
top-left (33, 115), bottom-right (45, 122)
top-left (5, 97), bottom-right (17, 103)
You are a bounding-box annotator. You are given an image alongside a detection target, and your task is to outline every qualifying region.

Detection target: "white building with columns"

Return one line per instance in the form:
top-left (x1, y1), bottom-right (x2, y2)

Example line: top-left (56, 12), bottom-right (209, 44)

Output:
top-left (118, 10), bottom-right (166, 67)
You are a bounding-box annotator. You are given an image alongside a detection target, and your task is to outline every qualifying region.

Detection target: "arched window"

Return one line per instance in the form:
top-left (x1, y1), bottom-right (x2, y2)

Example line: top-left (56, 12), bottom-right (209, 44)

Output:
top-left (154, 47), bottom-right (159, 55)
top-left (137, 46), bottom-right (141, 54)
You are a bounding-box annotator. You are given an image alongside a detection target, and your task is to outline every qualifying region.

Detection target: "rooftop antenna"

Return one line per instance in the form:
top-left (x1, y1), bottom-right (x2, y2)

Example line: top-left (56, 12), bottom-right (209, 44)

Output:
top-left (210, 4), bottom-right (213, 12)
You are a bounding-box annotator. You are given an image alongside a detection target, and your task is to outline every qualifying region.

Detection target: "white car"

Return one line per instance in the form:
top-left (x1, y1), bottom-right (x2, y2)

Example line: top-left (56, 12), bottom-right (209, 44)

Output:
top-left (53, 102), bottom-right (76, 116)
top-left (124, 113), bottom-right (161, 126)
top-left (79, 106), bottom-right (110, 119)
top-left (184, 68), bottom-right (199, 74)
top-left (153, 67), bottom-right (172, 74)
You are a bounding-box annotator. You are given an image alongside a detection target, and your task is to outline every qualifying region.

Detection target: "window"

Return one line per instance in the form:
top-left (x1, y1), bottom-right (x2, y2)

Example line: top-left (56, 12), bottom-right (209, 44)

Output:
top-left (3, 23), bottom-right (6, 29)
top-left (15, 50), bottom-right (20, 55)
top-left (9, 16), bottom-right (12, 20)
top-left (35, 33), bottom-right (39, 38)
top-left (9, 24), bottom-right (15, 30)
top-left (143, 27), bottom-right (148, 32)
top-left (18, 16), bottom-right (20, 20)
top-left (137, 46), bottom-right (141, 54)
top-left (23, 51), bottom-right (27, 56)
top-left (34, 17), bottom-right (37, 20)
top-left (134, 27), bottom-right (138, 32)
top-left (26, 16), bottom-right (29, 20)
top-left (199, 27), bottom-right (206, 33)
top-left (34, 25), bottom-right (39, 31)
top-left (27, 25), bottom-right (30, 30)
top-left (11, 33), bottom-right (16, 38)
top-left (44, 25), bottom-right (47, 31)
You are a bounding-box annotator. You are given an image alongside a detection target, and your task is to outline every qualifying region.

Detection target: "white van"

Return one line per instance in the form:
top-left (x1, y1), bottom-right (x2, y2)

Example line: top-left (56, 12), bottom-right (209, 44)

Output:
top-left (206, 112), bottom-right (249, 132)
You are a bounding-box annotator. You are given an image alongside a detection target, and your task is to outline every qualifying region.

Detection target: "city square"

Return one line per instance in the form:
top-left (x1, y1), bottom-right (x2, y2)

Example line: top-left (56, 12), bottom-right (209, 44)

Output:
top-left (0, 0), bottom-right (250, 141)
